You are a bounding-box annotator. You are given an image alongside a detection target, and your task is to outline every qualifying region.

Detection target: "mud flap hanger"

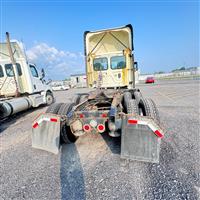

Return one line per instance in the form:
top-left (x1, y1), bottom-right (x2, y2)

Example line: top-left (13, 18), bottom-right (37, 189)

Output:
top-left (127, 115), bottom-right (164, 138)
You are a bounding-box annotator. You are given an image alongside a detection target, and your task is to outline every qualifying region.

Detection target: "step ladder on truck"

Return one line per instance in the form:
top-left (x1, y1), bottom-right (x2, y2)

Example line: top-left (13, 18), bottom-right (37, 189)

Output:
top-left (32, 24), bottom-right (164, 163)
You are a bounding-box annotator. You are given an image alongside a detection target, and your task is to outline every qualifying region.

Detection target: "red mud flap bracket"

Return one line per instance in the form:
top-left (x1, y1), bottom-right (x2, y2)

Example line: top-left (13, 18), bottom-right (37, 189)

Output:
top-left (121, 116), bottom-right (164, 163)
top-left (32, 113), bottom-right (61, 154)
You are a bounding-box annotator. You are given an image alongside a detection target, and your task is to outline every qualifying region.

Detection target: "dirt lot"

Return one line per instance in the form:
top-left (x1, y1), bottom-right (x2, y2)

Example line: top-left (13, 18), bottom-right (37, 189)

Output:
top-left (0, 79), bottom-right (200, 200)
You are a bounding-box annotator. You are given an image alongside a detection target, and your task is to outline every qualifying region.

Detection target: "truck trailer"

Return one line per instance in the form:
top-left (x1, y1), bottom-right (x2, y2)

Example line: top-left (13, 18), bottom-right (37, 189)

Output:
top-left (32, 25), bottom-right (164, 163)
top-left (0, 33), bottom-right (54, 119)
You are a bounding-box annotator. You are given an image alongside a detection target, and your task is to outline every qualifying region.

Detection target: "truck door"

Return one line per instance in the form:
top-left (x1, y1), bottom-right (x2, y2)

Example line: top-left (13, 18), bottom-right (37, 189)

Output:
top-left (29, 64), bottom-right (45, 92)
top-left (1, 63), bottom-right (22, 96)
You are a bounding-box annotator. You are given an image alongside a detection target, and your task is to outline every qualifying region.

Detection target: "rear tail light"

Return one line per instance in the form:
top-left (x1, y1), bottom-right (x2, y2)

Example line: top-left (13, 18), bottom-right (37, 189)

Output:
top-left (79, 114), bottom-right (84, 118)
top-left (97, 124), bottom-right (105, 133)
top-left (83, 124), bottom-right (91, 132)
top-left (101, 113), bottom-right (107, 118)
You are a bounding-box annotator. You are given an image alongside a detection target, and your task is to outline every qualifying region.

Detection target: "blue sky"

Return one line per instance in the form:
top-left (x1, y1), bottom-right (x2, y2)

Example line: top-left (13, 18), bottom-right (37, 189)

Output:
top-left (1, 1), bottom-right (199, 80)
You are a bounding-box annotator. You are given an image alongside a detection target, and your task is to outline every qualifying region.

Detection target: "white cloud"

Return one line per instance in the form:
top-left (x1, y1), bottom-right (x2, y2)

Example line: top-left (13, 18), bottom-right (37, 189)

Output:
top-left (26, 43), bottom-right (85, 80)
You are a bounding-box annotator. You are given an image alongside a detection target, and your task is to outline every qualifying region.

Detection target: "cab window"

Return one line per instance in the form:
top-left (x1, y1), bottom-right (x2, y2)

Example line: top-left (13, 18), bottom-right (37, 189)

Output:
top-left (17, 64), bottom-right (22, 76)
top-left (93, 57), bottom-right (108, 71)
top-left (5, 63), bottom-right (22, 77)
top-left (0, 65), bottom-right (4, 77)
top-left (30, 65), bottom-right (38, 77)
top-left (111, 56), bottom-right (126, 70)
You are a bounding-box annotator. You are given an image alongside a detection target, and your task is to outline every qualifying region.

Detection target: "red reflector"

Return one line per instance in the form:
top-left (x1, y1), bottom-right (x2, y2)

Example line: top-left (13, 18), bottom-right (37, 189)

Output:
top-left (83, 124), bottom-right (91, 132)
top-left (97, 124), bottom-right (105, 133)
top-left (50, 118), bottom-right (57, 122)
top-left (32, 122), bottom-right (38, 129)
top-left (79, 114), bottom-right (84, 118)
top-left (101, 113), bottom-right (107, 118)
top-left (128, 119), bottom-right (138, 124)
top-left (154, 130), bottom-right (163, 138)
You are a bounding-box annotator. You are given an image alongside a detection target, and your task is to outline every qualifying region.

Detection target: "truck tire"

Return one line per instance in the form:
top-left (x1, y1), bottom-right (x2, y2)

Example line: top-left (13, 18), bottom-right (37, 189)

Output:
top-left (57, 102), bottom-right (75, 115)
top-left (79, 94), bottom-right (88, 103)
top-left (45, 103), bottom-right (63, 114)
top-left (123, 92), bottom-right (132, 113)
top-left (72, 94), bottom-right (81, 105)
top-left (133, 90), bottom-right (143, 105)
top-left (46, 91), bottom-right (54, 105)
top-left (72, 93), bottom-right (89, 105)
top-left (127, 99), bottom-right (139, 115)
top-left (139, 98), bottom-right (160, 123)
top-left (59, 102), bottom-right (78, 144)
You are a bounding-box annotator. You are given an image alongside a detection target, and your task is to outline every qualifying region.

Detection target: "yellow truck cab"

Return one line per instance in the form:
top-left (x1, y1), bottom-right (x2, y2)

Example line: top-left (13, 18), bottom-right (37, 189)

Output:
top-left (84, 24), bottom-right (136, 89)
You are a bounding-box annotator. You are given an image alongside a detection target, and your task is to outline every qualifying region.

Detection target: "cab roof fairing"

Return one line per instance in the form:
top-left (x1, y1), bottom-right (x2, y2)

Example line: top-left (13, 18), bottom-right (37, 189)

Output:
top-left (0, 41), bottom-right (26, 61)
top-left (83, 24), bottom-right (134, 56)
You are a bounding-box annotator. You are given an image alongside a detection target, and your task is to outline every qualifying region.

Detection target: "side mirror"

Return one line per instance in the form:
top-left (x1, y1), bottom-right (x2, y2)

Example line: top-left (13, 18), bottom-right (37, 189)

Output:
top-left (46, 79), bottom-right (52, 85)
top-left (41, 68), bottom-right (45, 79)
top-left (134, 62), bottom-right (138, 71)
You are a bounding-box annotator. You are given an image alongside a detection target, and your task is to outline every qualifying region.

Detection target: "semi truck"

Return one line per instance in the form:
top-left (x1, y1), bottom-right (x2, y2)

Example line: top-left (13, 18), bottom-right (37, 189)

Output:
top-left (32, 25), bottom-right (164, 163)
top-left (0, 33), bottom-right (54, 119)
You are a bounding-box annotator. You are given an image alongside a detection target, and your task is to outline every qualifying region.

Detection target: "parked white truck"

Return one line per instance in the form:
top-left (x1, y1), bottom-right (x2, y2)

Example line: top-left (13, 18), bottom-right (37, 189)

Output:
top-left (0, 33), bottom-right (54, 119)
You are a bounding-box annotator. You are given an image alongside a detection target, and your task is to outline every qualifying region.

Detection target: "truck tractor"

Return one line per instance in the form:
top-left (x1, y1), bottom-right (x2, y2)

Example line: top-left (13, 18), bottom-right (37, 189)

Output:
top-left (0, 33), bottom-right (54, 120)
top-left (32, 25), bottom-right (164, 163)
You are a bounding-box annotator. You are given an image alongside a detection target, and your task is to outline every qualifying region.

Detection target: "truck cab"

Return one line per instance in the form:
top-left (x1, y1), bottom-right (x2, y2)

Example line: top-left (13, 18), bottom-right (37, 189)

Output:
top-left (0, 39), bottom-right (54, 119)
top-left (0, 42), bottom-right (53, 99)
top-left (84, 24), bottom-right (136, 89)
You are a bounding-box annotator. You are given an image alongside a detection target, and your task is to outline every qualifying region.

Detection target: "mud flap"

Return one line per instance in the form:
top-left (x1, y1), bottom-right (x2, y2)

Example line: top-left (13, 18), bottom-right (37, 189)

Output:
top-left (121, 116), bottom-right (164, 163)
top-left (32, 113), bottom-right (61, 154)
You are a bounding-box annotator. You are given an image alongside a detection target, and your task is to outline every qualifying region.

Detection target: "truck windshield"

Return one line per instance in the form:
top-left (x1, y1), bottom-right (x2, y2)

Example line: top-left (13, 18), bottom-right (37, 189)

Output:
top-left (5, 63), bottom-right (22, 77)
top-left (93, 57), bottom-right (108, 71)
top-left (111, 56), bottom-right (126, 70)
top-left (0, 65), bottom-right (4, 77)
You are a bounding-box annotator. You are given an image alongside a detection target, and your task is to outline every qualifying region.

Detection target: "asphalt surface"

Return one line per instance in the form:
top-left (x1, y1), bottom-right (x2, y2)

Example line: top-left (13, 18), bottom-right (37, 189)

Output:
top-left (0, 79), bottom-right (200, 200)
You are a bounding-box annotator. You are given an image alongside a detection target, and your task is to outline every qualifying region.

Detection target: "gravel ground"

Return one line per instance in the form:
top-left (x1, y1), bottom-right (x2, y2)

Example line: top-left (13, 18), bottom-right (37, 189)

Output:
top-left (0, 79), bottom-right (199, 200)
